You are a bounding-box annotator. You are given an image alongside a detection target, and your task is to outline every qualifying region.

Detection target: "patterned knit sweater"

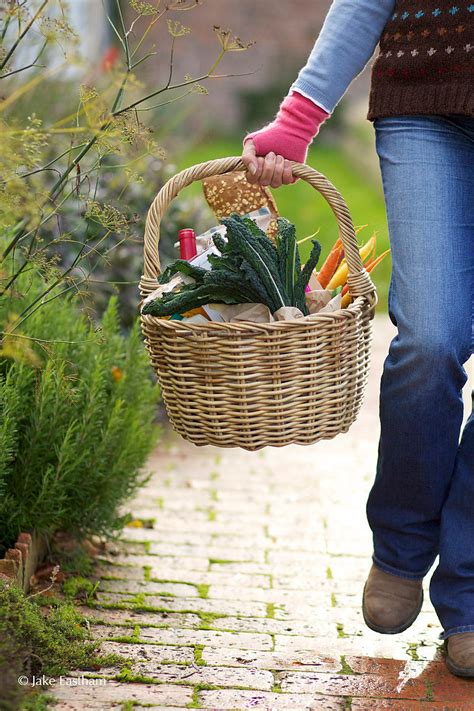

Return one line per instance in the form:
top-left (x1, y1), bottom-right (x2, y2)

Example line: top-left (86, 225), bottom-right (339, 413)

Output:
top-left (290, 0), bottom-right (473, 120)
top-left (368, 1), bottom-right (474, 118)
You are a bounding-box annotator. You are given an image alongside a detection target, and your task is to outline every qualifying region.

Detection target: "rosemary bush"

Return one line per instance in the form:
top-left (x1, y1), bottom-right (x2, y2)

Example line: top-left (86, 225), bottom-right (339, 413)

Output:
top-left (0, 272), bottom-right (160, 555)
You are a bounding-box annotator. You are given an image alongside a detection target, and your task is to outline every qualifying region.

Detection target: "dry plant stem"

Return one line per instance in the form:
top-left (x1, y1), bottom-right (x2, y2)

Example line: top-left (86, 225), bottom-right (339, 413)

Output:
top-left (0, 0), bottom-right (49, 72)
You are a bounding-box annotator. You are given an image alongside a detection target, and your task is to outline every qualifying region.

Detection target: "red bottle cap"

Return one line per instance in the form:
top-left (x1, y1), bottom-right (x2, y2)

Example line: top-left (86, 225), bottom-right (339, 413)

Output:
top-left (178, 229), bottom-right (197, 260)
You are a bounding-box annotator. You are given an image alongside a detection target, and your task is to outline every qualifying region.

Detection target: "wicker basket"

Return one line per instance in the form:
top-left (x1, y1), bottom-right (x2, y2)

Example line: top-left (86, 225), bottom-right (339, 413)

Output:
top-left (140, 157), bottom-right (377, 451)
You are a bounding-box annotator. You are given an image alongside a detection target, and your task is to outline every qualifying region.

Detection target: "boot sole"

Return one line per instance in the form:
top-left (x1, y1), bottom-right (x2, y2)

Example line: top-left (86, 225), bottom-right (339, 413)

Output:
top-left (362, 584), bottom-right (424, 635)
top-left (444, 642), bottom-right (474, 678)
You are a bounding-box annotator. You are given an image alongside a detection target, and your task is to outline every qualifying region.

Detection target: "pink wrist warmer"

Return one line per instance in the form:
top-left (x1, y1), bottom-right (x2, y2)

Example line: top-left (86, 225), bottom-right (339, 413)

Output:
top-left (244, 91), bottom-right (330, 163)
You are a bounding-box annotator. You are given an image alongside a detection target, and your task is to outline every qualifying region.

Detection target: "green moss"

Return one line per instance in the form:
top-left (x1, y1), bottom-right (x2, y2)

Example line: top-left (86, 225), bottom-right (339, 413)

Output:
top-left (208, 509), bottom-right (216, 522)
top-left (330, 593), bottom-right (337, 608)
top-left (194, 644), bottom-right (206, 666)
top-left (425, 679), bottom-right (434, 702)
top-left (209, 471), bottom-right (219, 481)
top-left (344, 696), bottom-right (353, 710)
top-left (266, 603), bottom-right (276, 619)
top-left (21, 692), bottom-right (53, 710)
top-left (326, 566), bottom-right (333, 580)
top-left (0, 580), bottom-right (124, 708)
top-left (336, 623), bottom-right (348, 639)
top-left (197, 611), bottom-right (226, 630)
top-left (208, 558), bottom-right (235, 566)
top-left (63, 576), bottom-right (99, 602)
top-left (132, 593), bottom-right (147, 606)
top-left (196, 584), bottom-right (209, 599)
top-left (143, 565), bottom-right (151, 582)
top-left (156, 497), bottom-right (164, 509)
top-left (338, 655), bottom-right (355, 675)
top-left (188, 687), bottom-right (201, 708)
top-left (407, 642), bottom-right (419, 661)
top-left (116, 665), bottom-right (138, 682)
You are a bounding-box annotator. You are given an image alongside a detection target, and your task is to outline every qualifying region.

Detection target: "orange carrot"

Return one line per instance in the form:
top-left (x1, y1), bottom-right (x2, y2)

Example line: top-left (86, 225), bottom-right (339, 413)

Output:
top-left (366, 248), bottom-right (391, 272)
top-left (341, 248), bottom-right (390, 308)
top-left (317, 238), bottom-right (343, 288)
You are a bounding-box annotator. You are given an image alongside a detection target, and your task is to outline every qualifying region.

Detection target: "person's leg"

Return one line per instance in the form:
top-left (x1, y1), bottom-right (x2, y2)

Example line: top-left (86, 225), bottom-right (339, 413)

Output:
top-left (431, 410), bottom-right (474, 639)
top-left (367, 116), bottom-right (473, 584)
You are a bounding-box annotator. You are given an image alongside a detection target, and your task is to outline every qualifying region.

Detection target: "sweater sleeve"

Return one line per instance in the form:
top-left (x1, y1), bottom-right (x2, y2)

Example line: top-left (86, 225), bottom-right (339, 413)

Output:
top-left (291, 0), bottom-right (396, 114)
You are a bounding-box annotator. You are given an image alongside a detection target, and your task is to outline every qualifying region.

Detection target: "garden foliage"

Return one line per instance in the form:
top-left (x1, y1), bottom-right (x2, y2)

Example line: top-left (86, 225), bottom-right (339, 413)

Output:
top-left (0, 273), bottom-right (159, 555)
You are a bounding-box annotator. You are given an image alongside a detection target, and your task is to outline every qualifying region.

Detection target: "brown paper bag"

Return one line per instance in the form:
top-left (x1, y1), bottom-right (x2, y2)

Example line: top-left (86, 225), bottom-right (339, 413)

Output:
top-left (273, 306), bottom-right (305, 321)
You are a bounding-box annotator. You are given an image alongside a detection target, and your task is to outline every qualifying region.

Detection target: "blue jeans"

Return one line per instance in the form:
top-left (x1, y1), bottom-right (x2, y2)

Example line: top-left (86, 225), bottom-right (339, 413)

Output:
top-left (367, 115), bottom-right (474, 639)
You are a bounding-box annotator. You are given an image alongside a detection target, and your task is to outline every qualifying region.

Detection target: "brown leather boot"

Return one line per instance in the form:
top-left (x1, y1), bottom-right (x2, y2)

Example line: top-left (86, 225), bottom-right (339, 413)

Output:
top-left (362, 564), bottom-right (423, 634)
top-left (445, 633), bottom-right (474, 677)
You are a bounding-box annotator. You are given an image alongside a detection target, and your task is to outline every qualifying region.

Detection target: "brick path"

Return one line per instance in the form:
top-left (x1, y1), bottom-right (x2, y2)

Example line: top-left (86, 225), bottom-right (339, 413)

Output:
top-left (53, 316), bottom-right (474, 710)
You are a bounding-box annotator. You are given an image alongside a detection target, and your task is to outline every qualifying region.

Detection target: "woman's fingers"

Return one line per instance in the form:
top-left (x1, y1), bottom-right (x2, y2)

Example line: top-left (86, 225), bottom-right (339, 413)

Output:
top-left (282, 159), bottom-right (295, 185)
top-left (243, 139), bottom-right (258, 182)
top-left (260, 152), bottom-right (277, 186)
top-left (270, 155), bottom-right (285, 188)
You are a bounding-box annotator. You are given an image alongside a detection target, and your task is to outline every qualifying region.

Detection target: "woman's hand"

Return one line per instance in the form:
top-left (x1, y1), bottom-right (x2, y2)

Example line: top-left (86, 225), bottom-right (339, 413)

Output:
top-left (242, 140), bottom-right (295, 188)
top-left (241, 92), bottom-right (330, 189)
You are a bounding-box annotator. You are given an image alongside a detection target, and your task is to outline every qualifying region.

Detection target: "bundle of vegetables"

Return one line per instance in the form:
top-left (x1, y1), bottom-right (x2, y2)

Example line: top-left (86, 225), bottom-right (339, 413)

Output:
top-left (142, 214), bottom-right (322, 317)
top-left (316, 228), bottom-right (390, 308)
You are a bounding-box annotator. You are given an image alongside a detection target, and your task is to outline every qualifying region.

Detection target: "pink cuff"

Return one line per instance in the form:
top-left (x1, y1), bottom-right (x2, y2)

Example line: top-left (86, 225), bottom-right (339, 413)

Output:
top-left (244, 91), bottom-right (330, 163)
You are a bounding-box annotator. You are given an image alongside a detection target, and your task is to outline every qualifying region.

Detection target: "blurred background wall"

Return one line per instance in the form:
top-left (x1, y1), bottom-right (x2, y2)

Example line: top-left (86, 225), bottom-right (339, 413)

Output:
top-left (120, 0), bottom-right (373, 135)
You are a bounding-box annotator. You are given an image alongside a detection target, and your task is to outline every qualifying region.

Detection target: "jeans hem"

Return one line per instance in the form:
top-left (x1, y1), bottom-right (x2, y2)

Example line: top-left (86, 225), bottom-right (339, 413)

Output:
top-left (372, 555), bottom-right (427, 581)
top-left (442, 625), bottom-right (474, 640)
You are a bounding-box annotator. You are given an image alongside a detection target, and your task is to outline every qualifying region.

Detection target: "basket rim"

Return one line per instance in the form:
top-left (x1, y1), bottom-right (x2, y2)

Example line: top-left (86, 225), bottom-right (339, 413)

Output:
top-left (140, 295), bottom-right (371, 334)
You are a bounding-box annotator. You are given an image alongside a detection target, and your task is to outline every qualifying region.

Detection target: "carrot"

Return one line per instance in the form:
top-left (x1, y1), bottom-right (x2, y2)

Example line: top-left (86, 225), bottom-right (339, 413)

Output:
top-left (366, 248), bottom-right (391, 272)
top-left (317, 238), bottom-right (343, 288)
top-left (327, 236), bottom-right (376, 290)
top-left (341, 291), bottom-right (352, 309)
top-left (364, 233), bottom-right (377, 264)
top-left (341, 248), bottom-right (391, 308)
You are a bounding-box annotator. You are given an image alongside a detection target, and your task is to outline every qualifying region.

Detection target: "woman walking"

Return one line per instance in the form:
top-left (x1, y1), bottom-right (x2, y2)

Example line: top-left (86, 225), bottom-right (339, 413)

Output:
top-left (242, 0), bottom-right (473, 676)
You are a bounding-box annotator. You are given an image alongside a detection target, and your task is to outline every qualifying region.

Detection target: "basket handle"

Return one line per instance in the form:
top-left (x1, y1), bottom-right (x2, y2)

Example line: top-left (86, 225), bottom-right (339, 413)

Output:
top-left (140, 156), bottom-right (377, 308)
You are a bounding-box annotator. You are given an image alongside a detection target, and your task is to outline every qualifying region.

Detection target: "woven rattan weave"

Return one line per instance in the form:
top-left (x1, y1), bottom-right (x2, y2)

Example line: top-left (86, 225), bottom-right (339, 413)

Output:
top-left (140, 157), bottom-right (377, 450)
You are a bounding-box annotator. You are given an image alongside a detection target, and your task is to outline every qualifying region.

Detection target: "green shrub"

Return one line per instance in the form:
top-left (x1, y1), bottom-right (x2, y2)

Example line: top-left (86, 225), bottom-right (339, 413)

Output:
top-left (0, 274), bottom-right (160, 555)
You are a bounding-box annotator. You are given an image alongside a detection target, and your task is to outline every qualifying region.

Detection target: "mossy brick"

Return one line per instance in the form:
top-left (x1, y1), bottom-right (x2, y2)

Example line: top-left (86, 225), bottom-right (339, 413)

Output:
top-left (98, 641), bottom-right (195, 665)
top-left (94, 624), bottom-right (272, 650)
top-left (198, 689), bottom-right (345, 709)
top-left (140, 568), bottom-right (272, 590)
top-left (95, 563), bottom-right (146, 581)
top-left (52, 680), bottom-right (193, 707)
top-left (206, 615), bottom-right (335, 637)
top-left (110, 554), bottom-right (210, 571)
top-left (279, 670), bottom-right (439, 700)
top-left (120, 527), bottom-right (213, 545)
top-left (149, 543), bottom-right (266, 563)
top-left (88, 595), bottom-right (268, 619)
top-left (201, 648), bottom-right (341, 673)
top-left (113, 661), bottom-right (274, 691)
top-left (97, 582), bottom-right (199, 599)
top-left (86, 608), bottom-right (202, 629)
top-left (0, 558), bottom-right (20, 581)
